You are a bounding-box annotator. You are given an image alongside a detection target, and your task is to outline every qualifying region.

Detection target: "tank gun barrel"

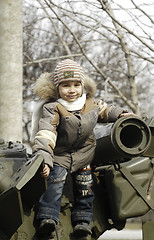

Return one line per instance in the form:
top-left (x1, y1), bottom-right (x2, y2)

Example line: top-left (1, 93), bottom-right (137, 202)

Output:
top-left (94, 116), bottom-right (152, 166)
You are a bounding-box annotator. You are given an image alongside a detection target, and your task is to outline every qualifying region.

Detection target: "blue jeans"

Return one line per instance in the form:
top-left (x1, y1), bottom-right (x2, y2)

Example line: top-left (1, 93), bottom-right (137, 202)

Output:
top-left (36, 164), bottom-right (94, 225)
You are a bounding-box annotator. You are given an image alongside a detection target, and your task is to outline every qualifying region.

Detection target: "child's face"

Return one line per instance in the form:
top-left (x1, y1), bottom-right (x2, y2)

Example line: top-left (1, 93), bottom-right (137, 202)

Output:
top-left (58, 81), bottom-right (82, 102)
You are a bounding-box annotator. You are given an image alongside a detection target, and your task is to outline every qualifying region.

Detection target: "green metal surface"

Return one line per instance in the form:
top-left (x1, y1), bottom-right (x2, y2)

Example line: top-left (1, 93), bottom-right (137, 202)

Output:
top-left (0, 141), bottom-right (46, 239)
top-left (143, 118), bottom-right (154, 157)
top-left (0, 188), bottom-right (23, 238)
top-left (142, 221), bottom-right (154, 240)
top-left (104, 157), bottom-right (154, 220)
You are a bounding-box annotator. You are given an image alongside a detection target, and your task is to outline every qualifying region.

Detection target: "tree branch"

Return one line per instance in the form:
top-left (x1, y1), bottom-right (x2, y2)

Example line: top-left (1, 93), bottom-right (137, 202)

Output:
top-left (130, 0), bottom-right (154, 25)
top-left (99, 0), bottom-right (140, 114)
top-left (37, 0), bottom-right (73, 58)
top-left (23, 54), bottom-right (83, 67)
top-left (99, 0), bottom-right (154, 52)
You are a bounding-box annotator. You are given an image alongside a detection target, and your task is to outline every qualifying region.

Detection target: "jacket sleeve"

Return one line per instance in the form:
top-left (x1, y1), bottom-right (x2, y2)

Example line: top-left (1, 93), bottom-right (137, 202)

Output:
top-left (32, 103), bottom-right (60, 167)
top-left (97, 100), bottom-right (128, 123)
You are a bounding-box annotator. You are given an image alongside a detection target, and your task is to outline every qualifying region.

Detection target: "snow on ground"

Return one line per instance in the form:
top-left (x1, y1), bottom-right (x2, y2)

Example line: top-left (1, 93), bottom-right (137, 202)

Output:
top-left (99, 229), bottom-right (142, 239)
top-left (98, 223), bottom-right (142, 240)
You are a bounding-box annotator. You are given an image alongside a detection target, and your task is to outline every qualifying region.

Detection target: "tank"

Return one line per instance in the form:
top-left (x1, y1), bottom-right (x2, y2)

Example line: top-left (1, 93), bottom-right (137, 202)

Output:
top-left (0, 116), bottom-right (153, 240)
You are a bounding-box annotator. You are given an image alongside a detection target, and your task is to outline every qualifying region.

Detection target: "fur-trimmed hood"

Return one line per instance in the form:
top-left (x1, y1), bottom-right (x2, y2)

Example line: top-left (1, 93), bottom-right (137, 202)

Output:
top-left (34, 72), bottom-right (97, 101)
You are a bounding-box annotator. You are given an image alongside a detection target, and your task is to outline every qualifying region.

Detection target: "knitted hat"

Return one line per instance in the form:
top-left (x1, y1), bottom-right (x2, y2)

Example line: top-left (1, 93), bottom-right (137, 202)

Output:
top-left (53, 59), bottom-right (84, 87)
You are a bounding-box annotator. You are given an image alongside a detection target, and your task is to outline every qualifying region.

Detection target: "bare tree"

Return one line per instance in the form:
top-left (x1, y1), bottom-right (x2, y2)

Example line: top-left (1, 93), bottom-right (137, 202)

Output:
top-left (23, 0), bottom-right (154, 143)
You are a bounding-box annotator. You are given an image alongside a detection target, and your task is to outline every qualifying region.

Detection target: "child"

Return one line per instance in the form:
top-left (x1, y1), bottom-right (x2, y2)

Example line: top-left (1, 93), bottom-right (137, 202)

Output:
top-left (32, 59), bottom-right (130, 238)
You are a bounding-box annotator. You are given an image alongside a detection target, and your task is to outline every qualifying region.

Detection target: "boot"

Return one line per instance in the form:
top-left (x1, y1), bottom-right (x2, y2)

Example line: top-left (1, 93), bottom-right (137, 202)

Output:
top-left (36, 219), bottom-right (56, 238)
top-left (73, 222), bottom-right (92, 237)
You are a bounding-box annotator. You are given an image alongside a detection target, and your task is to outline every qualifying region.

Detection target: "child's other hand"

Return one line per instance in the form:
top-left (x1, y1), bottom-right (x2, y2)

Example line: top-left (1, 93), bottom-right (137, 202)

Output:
top-left (119, 112), bottom-right (137, 118)
top-left (41, 164), bottom-right (50, 178)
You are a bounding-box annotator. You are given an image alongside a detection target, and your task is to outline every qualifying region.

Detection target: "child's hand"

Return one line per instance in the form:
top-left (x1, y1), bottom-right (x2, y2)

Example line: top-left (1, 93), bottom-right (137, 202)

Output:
top-left (41, 164), bottom-right (50, 178)
top-left (119, 112), bottom-right (136, 118)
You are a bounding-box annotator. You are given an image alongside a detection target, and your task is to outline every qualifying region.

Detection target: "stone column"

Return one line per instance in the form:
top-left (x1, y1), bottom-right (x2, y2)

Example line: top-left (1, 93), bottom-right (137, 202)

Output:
top-left (0, 0), bottom-right (23, 142)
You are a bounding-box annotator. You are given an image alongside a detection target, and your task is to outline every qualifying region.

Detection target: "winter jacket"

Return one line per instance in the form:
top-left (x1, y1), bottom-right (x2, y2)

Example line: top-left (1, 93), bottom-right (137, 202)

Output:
top-left (32, 73), bottom-right (126, 172)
